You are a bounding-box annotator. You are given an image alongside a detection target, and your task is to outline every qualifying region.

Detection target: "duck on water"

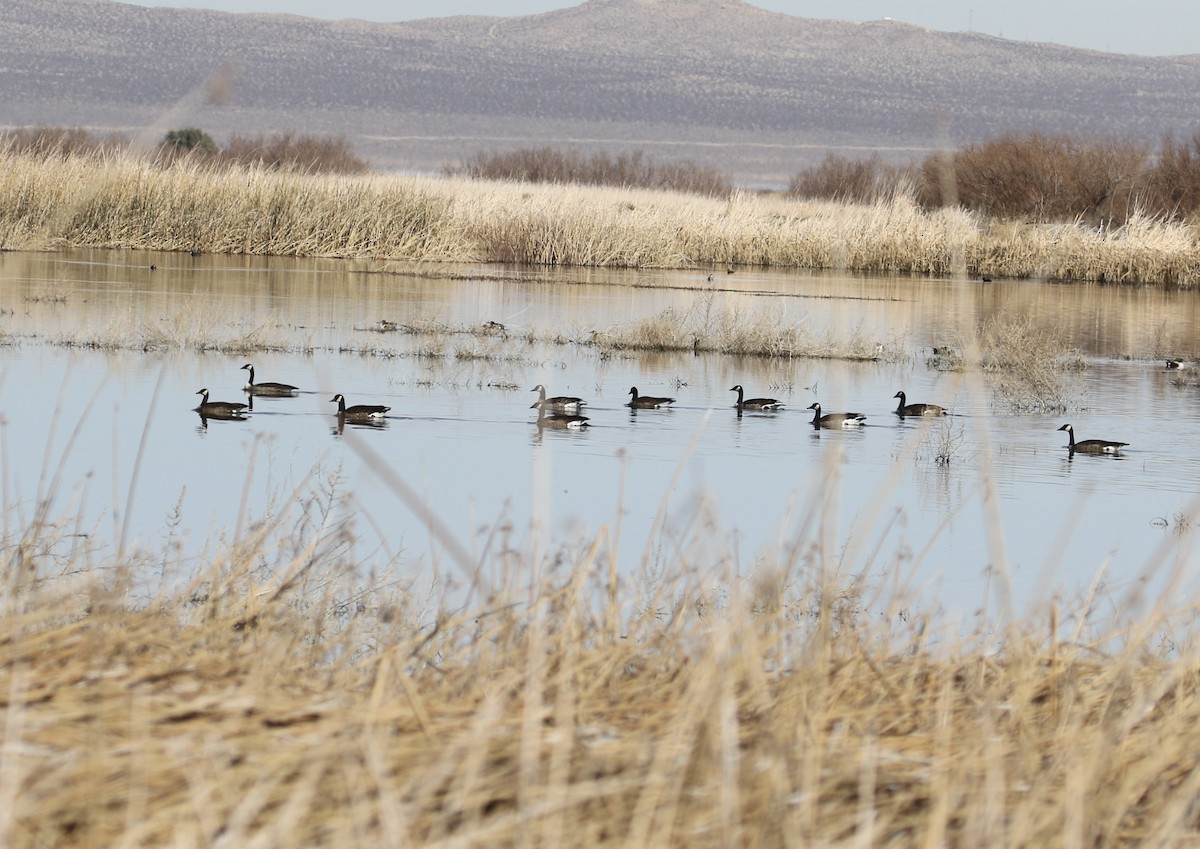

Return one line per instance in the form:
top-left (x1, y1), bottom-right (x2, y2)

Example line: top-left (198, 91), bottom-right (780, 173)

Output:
top-left (730, 385), bottom-right (783, 412)
top-left (194, 388), bottom-right (249, 419)
top-left (627, 387), bottom-right (676, 409)
top-left (808, 402), bottom-right (866, 429)
top-left (1057, 424), bottom-right (1127, 455)
top-left (330, 394), bottom-right (390, 422)
top-left (893, 390), bottom-right (945, 417)
top-left (241, 363), bottom-right (298, 396)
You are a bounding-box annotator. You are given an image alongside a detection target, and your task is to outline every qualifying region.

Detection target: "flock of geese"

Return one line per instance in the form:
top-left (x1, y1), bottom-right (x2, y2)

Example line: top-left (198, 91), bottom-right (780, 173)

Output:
top-left (532, 384), bottom-right (1129, 454)
top-left (194, 363), bottom-right (389, 426)
top-left (193, 365), bottom-right (1129, 455)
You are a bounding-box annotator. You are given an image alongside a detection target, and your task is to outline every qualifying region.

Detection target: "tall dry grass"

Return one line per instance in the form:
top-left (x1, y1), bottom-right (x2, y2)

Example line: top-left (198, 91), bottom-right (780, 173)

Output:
top-left (6, 441), bottom-right (1200, 848)
top-left (2, 147), bottom-right (1199, 282)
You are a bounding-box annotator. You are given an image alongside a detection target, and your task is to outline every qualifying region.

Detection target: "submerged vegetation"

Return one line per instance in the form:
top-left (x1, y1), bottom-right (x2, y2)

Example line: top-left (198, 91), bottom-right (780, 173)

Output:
top-left (6, 465), bottom-right (1200, 847)
top-left (2, 146), bottom-right (1198, 284)
top-left (11, 292), bottom-right (1083, 415)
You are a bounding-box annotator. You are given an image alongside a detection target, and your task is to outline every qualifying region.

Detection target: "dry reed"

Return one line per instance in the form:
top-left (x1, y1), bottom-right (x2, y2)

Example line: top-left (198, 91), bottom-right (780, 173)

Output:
top-left (6, 465), bottom-right (1200, 848)
top-left (979, 313), bottom-right (1087, 412)
top-left (3, 149), bottom-right (1199, 283)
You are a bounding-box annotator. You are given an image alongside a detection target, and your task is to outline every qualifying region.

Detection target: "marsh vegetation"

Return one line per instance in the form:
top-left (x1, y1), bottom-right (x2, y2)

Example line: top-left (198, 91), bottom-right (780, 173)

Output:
top-left (5, 119), bottom-right (1200, 845)
top-left (6, 479), bottom-right (1200, 848)
top-left (791, 131), bottom-right (1200, 227)
top-left (6, 247), bottom-right (1200, 846)
top-left (2, 145), bottom-right (1198, 284)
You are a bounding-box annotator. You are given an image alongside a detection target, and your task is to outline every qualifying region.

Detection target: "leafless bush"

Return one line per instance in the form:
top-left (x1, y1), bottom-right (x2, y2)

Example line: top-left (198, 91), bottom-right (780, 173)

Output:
top-left (0, 125), bottom-right (128, 158)
top-left (919, 133), bottom-right (1148, 226)
top-left (1140, 132), bottom-right (1200, 222)
top-left (787, 153), bottom-right (914, 203)
top-left (449, 146), bottom-right (732, 197)
top-left (220, 131), bottom-right (368, 174)
top-left (3, 125), bottom-right (368, 175)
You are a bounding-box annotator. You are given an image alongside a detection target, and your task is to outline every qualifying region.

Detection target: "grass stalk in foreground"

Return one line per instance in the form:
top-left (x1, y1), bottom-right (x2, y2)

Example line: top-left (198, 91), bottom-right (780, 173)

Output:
top-left (4, 465), bottom-right (1200, 848)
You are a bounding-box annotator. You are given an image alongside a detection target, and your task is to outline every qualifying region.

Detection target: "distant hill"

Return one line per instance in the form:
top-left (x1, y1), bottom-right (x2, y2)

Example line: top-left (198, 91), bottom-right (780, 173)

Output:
top-left (4, 0), bottom-right (1200, 184)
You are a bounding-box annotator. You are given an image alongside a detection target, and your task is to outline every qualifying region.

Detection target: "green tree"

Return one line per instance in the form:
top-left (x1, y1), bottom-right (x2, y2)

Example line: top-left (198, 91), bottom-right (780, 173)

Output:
top-left (163, 127), bottom-right (217, 152)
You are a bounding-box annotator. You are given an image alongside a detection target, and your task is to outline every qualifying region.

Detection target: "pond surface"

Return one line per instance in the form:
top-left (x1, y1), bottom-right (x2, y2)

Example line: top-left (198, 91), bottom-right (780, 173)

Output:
top-left (2, 249), bottom-right (1199, 632)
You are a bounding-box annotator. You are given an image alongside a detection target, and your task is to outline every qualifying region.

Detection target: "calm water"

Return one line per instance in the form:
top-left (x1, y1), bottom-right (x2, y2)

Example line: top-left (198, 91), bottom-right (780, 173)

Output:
top-left (3, 249), bottom-right (1199, 629)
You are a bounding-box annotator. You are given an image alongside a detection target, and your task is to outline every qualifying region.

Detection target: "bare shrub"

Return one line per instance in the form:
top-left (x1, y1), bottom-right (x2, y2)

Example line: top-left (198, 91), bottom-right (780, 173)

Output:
top-left (221, 131), bottom-right (368, 175)
top-left (449, 146), bottom-right (732, 197)
top-left (787, 153), bottom-right (914, 204)
top-left (921, 133), bottom-right (1149, 226)
top-left (980, 312), bottom-right (1086, 411)
top-left (0, 125), bottom-right (128, 158)
top-left (1140, 132), bottom-right (1200, 221)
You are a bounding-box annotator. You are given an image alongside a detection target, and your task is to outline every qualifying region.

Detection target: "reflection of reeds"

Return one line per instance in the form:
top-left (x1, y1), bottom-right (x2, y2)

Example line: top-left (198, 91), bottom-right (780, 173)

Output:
top-left (4, 149), bottom-right (1198, 282)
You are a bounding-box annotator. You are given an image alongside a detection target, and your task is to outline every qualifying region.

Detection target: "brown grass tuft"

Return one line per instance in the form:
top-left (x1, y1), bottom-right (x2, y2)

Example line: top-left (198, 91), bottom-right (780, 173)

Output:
top-left (6, 481), bottom-right (1200, 847)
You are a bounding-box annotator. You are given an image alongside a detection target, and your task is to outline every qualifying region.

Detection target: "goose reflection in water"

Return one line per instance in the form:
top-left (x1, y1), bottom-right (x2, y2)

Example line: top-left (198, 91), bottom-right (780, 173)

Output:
top-left (332, 414), bottom-right (389, 436)
top-left (195, 409), bottom-right (248, 431)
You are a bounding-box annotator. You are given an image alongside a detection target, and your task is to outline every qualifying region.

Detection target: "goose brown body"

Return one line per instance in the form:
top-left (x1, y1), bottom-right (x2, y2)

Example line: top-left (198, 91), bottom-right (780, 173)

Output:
top-left (730, 385), bottom-right (783, 411)
top-left (241, 363), bottom-right (298, 396)
top-left (893, 391), bottom-right (945, 417)
top-left (331, 394), bottom-right (390, 420)
top-left (627, 387), bottom-right (676, 409)
top-left (1057, 423), bottom-right (1127, 454)
top-left (194, 388), bottom-right (248, 417)
top-left (808, 402), bottom-right (866, 429)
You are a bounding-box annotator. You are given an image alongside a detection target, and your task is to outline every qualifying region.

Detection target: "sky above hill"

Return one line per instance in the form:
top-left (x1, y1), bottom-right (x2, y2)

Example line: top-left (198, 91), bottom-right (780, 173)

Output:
top-left (121, 0), bottom-right (1198, 57)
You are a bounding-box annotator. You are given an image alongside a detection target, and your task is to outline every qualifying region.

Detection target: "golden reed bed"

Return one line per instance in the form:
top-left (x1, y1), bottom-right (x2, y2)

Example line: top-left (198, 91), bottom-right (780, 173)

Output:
top-left (2, 149), bottom-right (1198, 284)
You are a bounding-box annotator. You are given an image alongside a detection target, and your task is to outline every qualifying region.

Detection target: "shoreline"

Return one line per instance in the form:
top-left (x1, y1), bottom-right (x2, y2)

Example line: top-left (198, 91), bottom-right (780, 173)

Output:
top-left (3, 151), bottom-right (1198, 286)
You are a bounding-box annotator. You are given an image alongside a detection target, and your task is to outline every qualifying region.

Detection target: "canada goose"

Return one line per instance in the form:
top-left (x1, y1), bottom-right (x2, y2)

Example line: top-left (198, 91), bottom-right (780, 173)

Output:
top-left (1166, 359), bottom-right (1187, 370)
top-left (194, 388), bottom-right (248, 417)
top-left (530, 384), bottom-right (586, 413)
top-left (627, 386), bottom-right (676, 409)
top-left (535, 405), bottom-right (589, 429)
top-left (730, 385), bottom-right (783, 411)
top-left (330, 394), bottom-right (390, 421)
top-left (241, 363), bottom-right (298, 396)
top-left (808, 402), bottom-right (866, 429)
top-left (1057, 423), bottom-right (1127, 455)
top-left (893, 390), bottom-right (945, 417)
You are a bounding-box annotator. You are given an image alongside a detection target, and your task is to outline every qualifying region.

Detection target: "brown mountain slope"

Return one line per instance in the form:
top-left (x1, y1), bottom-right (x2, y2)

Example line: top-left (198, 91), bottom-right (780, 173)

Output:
top-left (4, 0), bottom-right (1199, 183)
